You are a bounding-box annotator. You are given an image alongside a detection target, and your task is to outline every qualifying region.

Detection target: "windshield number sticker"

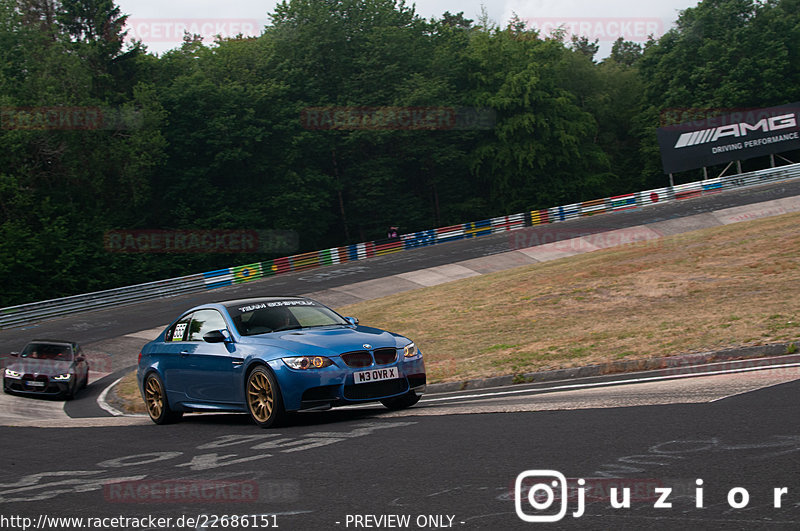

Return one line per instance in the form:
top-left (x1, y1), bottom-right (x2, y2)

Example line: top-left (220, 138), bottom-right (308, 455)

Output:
top-left (172, 323), bottom-right (187, 341)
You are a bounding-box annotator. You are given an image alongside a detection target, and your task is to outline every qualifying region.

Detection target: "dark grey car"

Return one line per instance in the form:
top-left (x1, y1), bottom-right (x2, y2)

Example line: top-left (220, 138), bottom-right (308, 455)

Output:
top-left (3, 340), bottom-right (89, 399)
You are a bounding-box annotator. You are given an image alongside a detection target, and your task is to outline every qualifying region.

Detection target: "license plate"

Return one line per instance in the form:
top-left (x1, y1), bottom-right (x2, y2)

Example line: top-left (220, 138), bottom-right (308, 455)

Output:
top-left (26, 381), bottom-right (45, 387)
top-left (353, 367), bottom-right (399, 384)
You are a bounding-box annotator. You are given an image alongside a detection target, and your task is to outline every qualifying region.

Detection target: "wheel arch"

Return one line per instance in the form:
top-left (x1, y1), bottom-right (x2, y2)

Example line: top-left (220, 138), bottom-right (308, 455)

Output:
top-left (141, 368), bottom-right (185, 413)
top-left (242, 358), bottom-right (283, 383)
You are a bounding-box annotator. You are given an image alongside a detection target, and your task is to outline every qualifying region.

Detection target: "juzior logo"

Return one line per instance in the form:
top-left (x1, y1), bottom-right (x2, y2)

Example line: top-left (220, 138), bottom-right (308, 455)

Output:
top-left (674, 113), bottom-right (797, 148)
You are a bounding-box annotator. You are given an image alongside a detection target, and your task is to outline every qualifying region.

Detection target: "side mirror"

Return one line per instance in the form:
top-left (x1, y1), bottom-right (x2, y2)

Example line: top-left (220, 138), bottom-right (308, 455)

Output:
top-left (344, 316), bottom-right (359, 326)
top-left (203, 330), bottom-right (229, 343)
top-left (9, 351), bottom-right (19, 357)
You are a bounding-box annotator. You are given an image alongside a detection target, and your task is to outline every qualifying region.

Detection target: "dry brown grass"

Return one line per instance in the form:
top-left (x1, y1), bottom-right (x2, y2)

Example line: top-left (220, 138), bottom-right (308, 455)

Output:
top-left (337, 213), bottom-right (800, 383)
top-left (111, 370), bottom-right (147, 414)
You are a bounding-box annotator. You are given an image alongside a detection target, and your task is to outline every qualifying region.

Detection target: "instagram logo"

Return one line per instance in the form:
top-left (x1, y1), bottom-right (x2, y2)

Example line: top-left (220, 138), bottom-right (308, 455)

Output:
top-left (515, 470), bottom-right (582, 522)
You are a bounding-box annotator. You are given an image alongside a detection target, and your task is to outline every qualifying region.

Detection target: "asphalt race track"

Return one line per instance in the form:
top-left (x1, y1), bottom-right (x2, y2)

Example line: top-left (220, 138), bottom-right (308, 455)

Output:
top-left (0, 367), bottom-right (798, 529)
top-left (0, 181), bottom-right (799, 529)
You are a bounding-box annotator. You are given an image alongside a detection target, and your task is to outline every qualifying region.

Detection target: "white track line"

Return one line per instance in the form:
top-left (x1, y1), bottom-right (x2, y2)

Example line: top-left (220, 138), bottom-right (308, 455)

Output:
top-left (421, 362), bottom-right (800, 404)
top-left (97, 376), bottom-right (146, 417)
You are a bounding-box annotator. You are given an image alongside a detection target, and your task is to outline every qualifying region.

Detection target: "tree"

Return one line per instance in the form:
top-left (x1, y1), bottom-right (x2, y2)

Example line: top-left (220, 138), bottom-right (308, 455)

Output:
top-left (607, 37), bottom-right (642, 67)
top-left (58, 0), bottom-right (143, 101)
top-left (16, 0), bottom-right (57, 34)
top-left (58, 0), bottom-right (126, 44)
top-left (468, 25), bottom-right (610, 212)
top-left (638, 0), bottom-right (797, 108)
top-left (267, 0), bottom-right (435, 241)
top-left (439, 11), bottom-right (472, 29)
top-left (570, 35), bottom-right (599, 62)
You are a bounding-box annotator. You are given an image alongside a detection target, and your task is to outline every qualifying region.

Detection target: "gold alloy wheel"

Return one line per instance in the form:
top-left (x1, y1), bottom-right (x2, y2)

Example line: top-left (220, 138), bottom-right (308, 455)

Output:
top-left (247, 371), bottom-right (274, 423)
top-left (144, 376), bottom-right (164, 419)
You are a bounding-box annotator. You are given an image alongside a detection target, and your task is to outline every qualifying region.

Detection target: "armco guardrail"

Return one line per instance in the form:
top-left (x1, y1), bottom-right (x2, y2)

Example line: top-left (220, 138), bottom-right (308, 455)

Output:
top-left (0, 275), bottom-right (205, 329)
top-left (2, 163), bottom-right (800, 329)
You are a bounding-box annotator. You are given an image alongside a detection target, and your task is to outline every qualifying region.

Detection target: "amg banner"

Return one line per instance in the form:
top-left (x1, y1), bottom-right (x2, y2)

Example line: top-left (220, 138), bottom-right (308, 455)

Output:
top-left (657, 102), bottom-right (800, 174)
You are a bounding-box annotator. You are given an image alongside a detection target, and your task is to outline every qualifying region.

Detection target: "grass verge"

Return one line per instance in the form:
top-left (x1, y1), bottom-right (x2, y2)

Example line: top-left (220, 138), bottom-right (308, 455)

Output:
top-left (337, 212), bottom-right (800, 383)
top-left (108, 371), bottom-right (146, 414)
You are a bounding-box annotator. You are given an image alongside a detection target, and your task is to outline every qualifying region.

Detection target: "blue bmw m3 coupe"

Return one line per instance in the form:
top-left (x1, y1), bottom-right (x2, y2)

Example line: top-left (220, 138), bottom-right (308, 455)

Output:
top-left (137, 297), bottom-right (426, 427)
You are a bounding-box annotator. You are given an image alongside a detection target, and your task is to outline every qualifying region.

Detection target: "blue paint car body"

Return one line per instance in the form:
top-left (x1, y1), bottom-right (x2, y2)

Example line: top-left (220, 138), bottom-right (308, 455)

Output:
top-left (137, 297), bottom-right (425, 424)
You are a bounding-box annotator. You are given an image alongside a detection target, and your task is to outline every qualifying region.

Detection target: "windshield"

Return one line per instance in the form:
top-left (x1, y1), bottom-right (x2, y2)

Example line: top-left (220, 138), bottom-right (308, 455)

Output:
top-left (20, 343), bottom-right (73, 361)
top-left (226, 300), bottom-right (348, 336)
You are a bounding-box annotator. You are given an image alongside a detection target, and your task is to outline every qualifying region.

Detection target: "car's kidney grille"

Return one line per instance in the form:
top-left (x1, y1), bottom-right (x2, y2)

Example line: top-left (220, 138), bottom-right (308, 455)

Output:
top-left (341, 351), bottom-right (372, 368)
top-left (373, 348), bottom-right (397, 365)
top-left (344, 378), bottom-right (408, 400)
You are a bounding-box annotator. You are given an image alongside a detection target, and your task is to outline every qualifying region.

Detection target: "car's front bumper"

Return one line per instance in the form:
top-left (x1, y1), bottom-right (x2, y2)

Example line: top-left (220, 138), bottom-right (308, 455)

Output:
top-left (3, 375), bottom-right (73, 397)
top-left (268, 355), bottom-right (426, 411)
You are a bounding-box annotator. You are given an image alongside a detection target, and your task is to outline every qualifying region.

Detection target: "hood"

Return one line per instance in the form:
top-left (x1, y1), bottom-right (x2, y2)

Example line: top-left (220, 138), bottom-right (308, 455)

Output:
top-left (5, 358), bottom-right (73, 376)
top-left (239, 325), bottom-right (405, 356)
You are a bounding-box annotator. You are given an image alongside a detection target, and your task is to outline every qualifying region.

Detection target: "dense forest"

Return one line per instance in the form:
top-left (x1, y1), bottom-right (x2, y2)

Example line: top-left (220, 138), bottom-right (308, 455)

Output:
top-left (1, 0), bottom-right (799, 306)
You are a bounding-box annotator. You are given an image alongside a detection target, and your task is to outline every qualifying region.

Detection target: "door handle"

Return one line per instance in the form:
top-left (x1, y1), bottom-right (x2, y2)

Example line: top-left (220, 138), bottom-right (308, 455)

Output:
top-left (231, 359), bottom-right (244, 366)
top-left (180, 350), bottom-right (189, 357)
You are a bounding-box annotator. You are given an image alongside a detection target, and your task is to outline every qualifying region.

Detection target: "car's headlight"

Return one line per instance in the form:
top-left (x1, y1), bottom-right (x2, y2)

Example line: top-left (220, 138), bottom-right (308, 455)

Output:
top-left (282, 356), bottom-right (334, 370)
top-left (52, 373), bottom-right (73, 381)
top-left (403, 343), bottom-right (419, 358)
top-left (4, 369), bottom-right (21, 378)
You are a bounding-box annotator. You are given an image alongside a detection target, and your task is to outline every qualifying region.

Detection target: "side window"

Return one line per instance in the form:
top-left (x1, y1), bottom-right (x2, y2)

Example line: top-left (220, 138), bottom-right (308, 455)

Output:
top-left (166, 314), bottom-right (193, 342)
top-left (187, 309), bottom-right (228, 342)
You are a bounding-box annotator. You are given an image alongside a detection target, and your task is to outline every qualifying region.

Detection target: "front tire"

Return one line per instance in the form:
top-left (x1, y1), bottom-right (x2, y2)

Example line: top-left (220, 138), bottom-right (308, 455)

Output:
top-left (246, 366), bottom-right (285, 428)
top-left (143, 373), bottom-right (183, 425)
top-left (381, 390), bottom-right (421, 410)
